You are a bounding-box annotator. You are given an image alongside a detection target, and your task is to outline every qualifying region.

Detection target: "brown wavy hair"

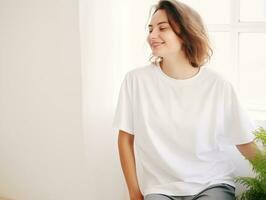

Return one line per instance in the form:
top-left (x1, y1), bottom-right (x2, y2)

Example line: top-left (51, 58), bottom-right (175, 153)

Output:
top-left (148, 0), bottom-right (213, 68)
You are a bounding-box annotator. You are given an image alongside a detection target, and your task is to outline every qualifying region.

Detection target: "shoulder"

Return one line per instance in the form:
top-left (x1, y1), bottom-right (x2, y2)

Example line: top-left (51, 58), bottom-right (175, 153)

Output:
top-left (203, 67), bottom-right (240, 100)
top-left (202, 66), bottom-right (232, 87)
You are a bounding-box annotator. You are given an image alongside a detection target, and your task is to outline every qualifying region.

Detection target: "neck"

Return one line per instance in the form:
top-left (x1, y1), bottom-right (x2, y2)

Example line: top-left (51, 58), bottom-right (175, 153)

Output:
top-left (159, 53), bottom-right (199, 80)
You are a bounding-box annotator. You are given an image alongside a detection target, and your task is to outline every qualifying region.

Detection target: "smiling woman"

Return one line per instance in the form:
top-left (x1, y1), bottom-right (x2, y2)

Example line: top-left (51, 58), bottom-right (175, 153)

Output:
top-left (147, 0), bottom-right (213, 69)
top-left (112, 1), bottom-right (261, 200)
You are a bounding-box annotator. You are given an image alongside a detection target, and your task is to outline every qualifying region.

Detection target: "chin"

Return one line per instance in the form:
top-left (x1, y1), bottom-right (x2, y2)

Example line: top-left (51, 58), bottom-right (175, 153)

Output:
top-left (152, 51), bottom-right (164, 58)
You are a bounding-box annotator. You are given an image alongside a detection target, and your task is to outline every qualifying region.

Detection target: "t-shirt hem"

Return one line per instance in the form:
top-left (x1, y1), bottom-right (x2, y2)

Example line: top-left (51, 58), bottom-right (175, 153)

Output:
top-left (143, 185), bottom-right (208, 197)
top-left (113, 125), bottom-right (134, 135)
top-left (143, 188), bottom-right (200, 197)
top-left (143, 181), bottom-right (235, 197)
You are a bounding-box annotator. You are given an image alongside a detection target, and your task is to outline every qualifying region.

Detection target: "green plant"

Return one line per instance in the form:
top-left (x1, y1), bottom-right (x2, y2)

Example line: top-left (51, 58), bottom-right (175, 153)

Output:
top-left (234, 127), bottom-right (266, 200)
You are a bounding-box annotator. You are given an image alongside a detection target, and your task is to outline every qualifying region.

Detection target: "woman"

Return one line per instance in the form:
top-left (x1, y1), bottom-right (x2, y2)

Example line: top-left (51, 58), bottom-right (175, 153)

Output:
top-left (113, 0), bottom-right (261, 199)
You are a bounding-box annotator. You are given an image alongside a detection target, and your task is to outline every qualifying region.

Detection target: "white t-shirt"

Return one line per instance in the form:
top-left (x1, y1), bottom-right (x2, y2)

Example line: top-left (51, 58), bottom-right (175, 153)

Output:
top-left (112, 63), bottom-right (256, 196)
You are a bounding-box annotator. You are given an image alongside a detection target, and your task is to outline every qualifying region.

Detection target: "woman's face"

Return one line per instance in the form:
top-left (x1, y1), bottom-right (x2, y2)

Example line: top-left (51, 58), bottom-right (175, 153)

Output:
top-left (147, 9), bottom-right (183, 58)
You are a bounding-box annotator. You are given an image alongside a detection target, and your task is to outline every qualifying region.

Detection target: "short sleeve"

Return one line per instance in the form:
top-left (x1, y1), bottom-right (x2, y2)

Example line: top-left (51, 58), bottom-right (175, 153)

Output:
top-left (218, 81), bottom-right (256, 145)
top-left (112, 72), bottom-right (134, 135)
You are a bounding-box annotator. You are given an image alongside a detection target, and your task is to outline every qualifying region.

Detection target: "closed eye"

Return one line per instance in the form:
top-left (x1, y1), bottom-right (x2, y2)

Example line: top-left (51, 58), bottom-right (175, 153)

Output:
top-left (148, 27), bottom-right (168, 33)
top-left (159, 27), bottom-right (167, 30)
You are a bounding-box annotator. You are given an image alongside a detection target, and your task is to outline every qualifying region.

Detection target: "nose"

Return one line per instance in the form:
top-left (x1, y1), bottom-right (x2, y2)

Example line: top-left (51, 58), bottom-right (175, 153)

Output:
top-left (148, 29), bottom-right (160, 45)
top-left (149, 28), bottom-right (159, 39)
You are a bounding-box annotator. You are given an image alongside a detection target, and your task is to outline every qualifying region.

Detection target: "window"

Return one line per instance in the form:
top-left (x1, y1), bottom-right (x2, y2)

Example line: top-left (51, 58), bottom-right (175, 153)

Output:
top-left (185, 0), bottom-right (266, 120)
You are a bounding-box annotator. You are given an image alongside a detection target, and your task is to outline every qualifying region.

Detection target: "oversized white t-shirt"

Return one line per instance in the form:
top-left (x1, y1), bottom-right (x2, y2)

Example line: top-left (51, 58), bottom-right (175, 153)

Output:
top-left (112, 63), bottom-right (256, 196)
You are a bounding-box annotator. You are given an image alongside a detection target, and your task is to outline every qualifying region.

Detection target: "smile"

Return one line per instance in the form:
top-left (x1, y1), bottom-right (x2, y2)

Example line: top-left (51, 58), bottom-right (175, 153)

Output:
top-left (151, 42), bottom-right (165, 48)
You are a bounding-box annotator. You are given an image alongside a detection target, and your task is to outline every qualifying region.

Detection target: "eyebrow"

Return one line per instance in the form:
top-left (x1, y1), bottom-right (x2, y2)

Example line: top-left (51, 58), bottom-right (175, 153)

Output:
top-left (148, 21), bottom-right (169, 27)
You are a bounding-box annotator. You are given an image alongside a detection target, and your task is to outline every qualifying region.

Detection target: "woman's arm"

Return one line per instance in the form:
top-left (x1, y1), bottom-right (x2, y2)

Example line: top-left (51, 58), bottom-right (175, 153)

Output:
top-left (118, 130), bottom-right (143, 200)
top-left (236, 141), bottom-right (262, 161)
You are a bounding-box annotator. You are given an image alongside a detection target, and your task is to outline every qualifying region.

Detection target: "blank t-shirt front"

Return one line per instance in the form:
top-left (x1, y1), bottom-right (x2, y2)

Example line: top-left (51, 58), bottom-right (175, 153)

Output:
top-left (112, 63), bottom-right (256, 196)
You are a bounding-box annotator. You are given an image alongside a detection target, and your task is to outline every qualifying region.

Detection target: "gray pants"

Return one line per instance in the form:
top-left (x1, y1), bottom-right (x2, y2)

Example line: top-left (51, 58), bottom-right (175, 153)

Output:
top-left (144, 183), bottom-right (235, 200)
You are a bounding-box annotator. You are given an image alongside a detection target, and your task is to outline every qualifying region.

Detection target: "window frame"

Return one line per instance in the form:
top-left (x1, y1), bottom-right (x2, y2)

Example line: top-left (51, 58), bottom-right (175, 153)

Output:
top-left (205, 0), bottom-right (266, 119)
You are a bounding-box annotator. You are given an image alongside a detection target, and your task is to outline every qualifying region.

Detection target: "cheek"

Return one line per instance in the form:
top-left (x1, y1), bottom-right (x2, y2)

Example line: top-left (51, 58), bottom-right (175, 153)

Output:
top-left (166, 36), bottom-right (182, 49)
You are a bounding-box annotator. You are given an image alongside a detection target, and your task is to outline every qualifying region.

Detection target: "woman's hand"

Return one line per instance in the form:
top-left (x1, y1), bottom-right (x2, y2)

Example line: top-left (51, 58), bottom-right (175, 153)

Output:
top-left (130, 191), bottom-right (144, 200)
top-left (236, 141), bottom-right (262, 161)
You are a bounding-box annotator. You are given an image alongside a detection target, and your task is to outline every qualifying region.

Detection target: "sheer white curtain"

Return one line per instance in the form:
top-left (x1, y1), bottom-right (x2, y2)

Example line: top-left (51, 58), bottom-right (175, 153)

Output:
top-left (79, 0), bottom-right (156, 199)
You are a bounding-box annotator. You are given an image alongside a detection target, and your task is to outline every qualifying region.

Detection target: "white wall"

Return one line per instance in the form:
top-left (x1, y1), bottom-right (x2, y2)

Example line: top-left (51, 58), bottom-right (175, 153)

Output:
top-left (0, 0), bottom-right (90, 199)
